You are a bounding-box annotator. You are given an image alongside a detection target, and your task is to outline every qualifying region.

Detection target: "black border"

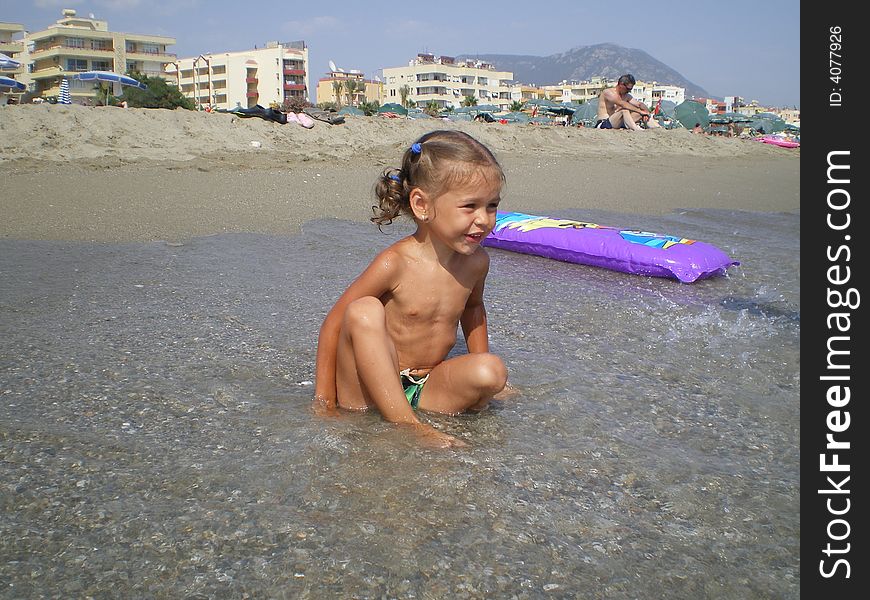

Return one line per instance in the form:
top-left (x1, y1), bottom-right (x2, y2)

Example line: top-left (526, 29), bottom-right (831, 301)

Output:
top-left (802, 5), bottom-right (865, 596)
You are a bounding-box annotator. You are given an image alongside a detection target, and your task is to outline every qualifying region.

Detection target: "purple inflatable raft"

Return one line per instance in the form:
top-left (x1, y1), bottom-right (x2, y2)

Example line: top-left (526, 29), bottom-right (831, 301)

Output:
top-left (482, 212), bottom-right (739, 283)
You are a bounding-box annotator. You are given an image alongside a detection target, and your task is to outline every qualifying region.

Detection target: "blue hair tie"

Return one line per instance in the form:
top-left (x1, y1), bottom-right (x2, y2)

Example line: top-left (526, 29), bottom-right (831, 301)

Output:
top-left (388, 174), bottom-right (401, 182)
top-left (410, 142), bottom-right (422, 154)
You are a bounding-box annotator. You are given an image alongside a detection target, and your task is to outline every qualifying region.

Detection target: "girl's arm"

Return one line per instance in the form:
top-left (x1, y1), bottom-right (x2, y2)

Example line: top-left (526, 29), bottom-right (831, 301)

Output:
top-left (460, 255), bottom-right (490, 354)
top-left (313, 249), bottom-right (399, 408)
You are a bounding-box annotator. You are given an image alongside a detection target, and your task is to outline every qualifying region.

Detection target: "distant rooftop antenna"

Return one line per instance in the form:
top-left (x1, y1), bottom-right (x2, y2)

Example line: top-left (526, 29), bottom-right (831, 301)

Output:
top-left (89, 13), bottom-right (95, 18)
top-left (328, 59), bottom-right (337, 72)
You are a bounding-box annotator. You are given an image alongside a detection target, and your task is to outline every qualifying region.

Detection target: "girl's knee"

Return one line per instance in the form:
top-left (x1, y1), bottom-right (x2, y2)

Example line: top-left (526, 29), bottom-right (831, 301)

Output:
top-left (473, 353), bottom-right (508, 394)
top-left (343, 296), bottom-right (385, 332)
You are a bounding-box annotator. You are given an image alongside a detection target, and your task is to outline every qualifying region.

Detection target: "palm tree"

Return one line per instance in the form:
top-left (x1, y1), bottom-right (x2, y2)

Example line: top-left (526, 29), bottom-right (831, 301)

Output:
top-left (509, 100), bottom-right (525, 112)
top-left (399, 84), bottom-right (410, 108)
top-left (344, 79), bottom-right (358, 107)
top-left (331, 79), bottom-right (344, 108)
top-left (461, 95), bottom-right (478, 107)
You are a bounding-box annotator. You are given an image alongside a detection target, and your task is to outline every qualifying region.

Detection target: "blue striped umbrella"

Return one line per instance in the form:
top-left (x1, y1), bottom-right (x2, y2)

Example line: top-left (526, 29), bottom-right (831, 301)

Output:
top-left (71, 71), bottom-right (146, 104)
top-left (0, 75), bottom-right (26, 91)
top-left (0, 52), bottom-right (20, 70)
top-left (58, 77), bottom-right (71, 104)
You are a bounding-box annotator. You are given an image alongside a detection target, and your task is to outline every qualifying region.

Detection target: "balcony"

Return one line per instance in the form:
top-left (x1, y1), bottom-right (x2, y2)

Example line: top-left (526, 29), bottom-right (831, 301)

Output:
top-left (125, 49), bottom-right (177, 62)
top-left (30, 45), bottom-right (115, 59)
top-left (246, 91), bottom-right (259, 97)
top-left (245, 77), bottom-right (258, 83)
top-left (283, 68), bottom-right (305, 76)
top-left (283, 83), bottom-right (305, 91)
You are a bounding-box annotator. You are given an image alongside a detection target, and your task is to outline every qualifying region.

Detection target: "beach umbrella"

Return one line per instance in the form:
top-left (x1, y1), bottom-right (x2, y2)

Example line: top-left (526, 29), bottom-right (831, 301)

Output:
top-left (377, 102), bottom-right (408, 116)
top-left (58, 78), bottom-right (72, 104)
top-left (654, 100), bottom-right (677, 118)
top-left (572, 102), bottom-right (599, 125)
top-left (0, 52), bottom-right (21, 71)
top-left (524, 97), bottom-right (558, 107)
top-left (0, 75), bottom-right (26, 92)
top-left (498, 111), bottom-right (531, 123)
top-left (337, 106), bottom-right (364, 116)
top-left (673, 100), bottom-right (710, 129)
top-left (545, 105), bottom-right (575, 116)
top-left (71, 70), bottom-right (146, 105)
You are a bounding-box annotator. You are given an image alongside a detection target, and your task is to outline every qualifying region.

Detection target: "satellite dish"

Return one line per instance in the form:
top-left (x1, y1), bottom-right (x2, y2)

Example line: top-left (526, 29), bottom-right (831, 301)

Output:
top-left (328, 59), bottom-right (337, 72)
top-left (374, 75), bottom-right (381, 82)
top-left (337, 67), bottom-right (345, 73)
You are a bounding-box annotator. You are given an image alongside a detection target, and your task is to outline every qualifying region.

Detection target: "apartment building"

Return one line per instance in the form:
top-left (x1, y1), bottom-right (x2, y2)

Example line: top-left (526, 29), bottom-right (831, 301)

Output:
top-left (316, 68), bottom-right (384, 106)
top-left (168, 41), bottom-right (309, 110)
top-left (541, 77), bottom-right (615, 104)
top-left (25, 9), bottom-right (175, 101)
top-left (1, 21), bottom-right (25, 79)
top-left (383, 54), bottom-right (513, 110)
top-left (539, 77), bottom-right (685, 108)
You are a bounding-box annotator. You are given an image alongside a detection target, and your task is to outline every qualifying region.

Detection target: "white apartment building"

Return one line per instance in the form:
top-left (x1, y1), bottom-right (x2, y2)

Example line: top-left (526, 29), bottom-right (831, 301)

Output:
top-left (168, 41), bottom-right (309, 110)
top-left (541, 77), bottom-right (615, 104)
top-left (24, 9), bottom-right (175, 101)
top-left (540, 77), bottom-right (685, 107)
top-left (383, 53), bottom-right (513, 110)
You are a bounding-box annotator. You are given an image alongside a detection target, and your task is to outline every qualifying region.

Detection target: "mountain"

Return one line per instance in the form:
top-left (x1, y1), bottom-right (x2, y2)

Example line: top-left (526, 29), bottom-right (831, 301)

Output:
top-left (459, 43), bottom-right (710, 100)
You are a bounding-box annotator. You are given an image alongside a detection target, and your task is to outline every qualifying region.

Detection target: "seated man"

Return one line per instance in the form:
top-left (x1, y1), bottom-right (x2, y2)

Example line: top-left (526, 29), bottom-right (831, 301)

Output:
top-left (595, 74), bottom-right (660, 130)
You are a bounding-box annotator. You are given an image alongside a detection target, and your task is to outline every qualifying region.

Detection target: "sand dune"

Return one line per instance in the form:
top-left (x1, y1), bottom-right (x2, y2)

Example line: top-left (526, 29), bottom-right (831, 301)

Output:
top-left (1, 104), bottom-right (800, 242)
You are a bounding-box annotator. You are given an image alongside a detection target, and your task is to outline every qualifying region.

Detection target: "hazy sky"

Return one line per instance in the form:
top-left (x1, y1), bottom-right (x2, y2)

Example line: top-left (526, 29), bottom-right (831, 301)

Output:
top-left (8, 0), bottom-right (800, 107)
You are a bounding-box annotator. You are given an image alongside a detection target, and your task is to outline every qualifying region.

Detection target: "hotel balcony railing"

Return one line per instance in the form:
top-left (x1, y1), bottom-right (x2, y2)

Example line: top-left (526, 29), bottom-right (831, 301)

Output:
top-left (283, 68), bottom-right (305, 76)
top-left (125, 50), bottom-right (177, 61)
top-left (31, 45), bottom-right (115, 57)
top-left (283, 83), bottom-right (305, 91)
top-left (246, 91), bottom-right (259, 97)
top-left (245, 77), bottom-right (258, 83)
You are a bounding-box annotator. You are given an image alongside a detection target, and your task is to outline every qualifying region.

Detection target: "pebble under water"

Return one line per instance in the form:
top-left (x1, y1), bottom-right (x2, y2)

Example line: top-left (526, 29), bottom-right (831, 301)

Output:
top-left (0, 208), bottom-right (799, 598)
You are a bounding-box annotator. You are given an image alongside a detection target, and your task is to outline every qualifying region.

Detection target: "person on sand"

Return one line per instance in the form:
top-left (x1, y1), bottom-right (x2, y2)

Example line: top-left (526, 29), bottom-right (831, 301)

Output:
top-left (692, 122), bottom-right (704, 134)
top-left (595, 74), bottom-right (660, 131)
top-left (313, 130), bottom-right (510, 448)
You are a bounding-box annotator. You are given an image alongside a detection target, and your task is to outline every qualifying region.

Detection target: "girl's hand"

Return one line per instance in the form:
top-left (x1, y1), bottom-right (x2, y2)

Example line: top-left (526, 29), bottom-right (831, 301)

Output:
top-left (493, 380), bottom-right (519, 401)
top-left (312, 394), bottom-right (339, 417)
top-left (404, 422), bottom-right (468, 449)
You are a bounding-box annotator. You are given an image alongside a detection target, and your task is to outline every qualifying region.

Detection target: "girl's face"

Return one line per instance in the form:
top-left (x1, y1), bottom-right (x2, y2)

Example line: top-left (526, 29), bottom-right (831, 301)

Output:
top-left (426, 171), bottom-right (502, 255)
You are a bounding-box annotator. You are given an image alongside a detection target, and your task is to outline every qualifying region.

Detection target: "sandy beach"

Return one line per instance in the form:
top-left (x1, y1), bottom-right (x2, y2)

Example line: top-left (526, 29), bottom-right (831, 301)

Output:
top-left (1, 103), bottom-right (801, 597)
top-left (2, 104), bottom-right (799, 241)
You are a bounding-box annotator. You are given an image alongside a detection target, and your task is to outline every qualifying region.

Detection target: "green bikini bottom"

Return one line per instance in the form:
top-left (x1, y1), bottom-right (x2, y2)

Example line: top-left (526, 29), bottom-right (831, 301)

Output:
top-left (399, 369), bottom-right (430, 409)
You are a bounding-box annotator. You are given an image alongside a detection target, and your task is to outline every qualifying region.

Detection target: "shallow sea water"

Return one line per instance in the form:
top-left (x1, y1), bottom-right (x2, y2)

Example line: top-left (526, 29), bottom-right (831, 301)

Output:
top-left (0, 208), bottom-right (799, 599)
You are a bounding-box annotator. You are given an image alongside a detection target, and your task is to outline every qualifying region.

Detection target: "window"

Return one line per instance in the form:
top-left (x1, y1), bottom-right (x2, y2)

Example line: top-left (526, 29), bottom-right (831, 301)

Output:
top-left (91, 39), bottom-right (110, 51)
top-left (66, 37), bottom-right (85, 48)
top-left (92, 60), bottom-right (111, 71)
top-left (66, 59), bottom-right (88, 71)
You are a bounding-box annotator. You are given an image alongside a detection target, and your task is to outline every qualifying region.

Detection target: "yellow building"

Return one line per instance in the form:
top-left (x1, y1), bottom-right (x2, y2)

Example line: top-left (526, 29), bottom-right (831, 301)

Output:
top-left (316, 69), bottom-right (384, 107)
top-left (383, 53), bottom-right (513, 110)
top-left (24, 8), bottom-right (175, 102)
top-left (167, 41), bottom-right (309, 111)
top-left (1, 21), bottom-right (26, 77)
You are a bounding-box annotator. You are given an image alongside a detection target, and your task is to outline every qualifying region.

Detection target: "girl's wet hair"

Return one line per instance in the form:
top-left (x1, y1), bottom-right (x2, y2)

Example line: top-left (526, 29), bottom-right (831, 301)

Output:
top-left (372, 130), bottom-right (504, 227)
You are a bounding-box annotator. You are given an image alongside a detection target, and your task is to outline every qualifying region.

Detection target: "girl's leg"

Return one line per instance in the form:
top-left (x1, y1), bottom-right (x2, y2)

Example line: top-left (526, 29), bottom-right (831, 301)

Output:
top-left (335, 297), bottom-right (408, 418)
top-left (335, 297), bottom-right (467, 447)
top-left (415, 353), bottom-right (508, 415)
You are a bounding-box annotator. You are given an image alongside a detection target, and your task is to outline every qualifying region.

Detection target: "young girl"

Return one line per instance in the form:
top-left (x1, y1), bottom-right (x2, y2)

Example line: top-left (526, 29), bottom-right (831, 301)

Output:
top-left (313, 130), bottom-right (508, 447)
